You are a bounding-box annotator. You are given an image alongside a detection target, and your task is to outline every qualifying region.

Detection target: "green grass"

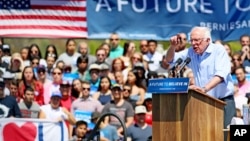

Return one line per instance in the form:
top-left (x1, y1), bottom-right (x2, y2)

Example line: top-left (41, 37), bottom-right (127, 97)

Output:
top-left (4, 38), bottom-right (241, 57)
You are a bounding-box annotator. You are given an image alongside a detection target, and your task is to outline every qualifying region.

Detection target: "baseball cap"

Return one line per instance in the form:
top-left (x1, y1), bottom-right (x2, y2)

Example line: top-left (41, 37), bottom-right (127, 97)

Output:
top-left (37, 65), bottom-right (46, 71)
top-left (100, 63), bottom-right (110, 70)
top-left (91, 111), bottom-right (101, 120)
top-left (111, 84), bottom-right (123, 90)
top-left (135, 105), bottom-right (147, 114)
top-left (89, 64), bottom-right (101, 71)
top-left (51, 91), bottom-right (62, 98)
top-left (60, 80), bottom-right (71, 87)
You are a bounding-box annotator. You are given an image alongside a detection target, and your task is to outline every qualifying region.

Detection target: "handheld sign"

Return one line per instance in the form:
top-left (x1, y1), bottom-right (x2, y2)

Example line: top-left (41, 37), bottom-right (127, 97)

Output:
top-left (147, 78), bottom-right (189, 94)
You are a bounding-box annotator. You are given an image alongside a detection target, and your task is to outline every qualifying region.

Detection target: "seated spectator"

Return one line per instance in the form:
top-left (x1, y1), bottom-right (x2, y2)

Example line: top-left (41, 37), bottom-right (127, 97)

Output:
top-left (120, 41), bottom-right (136, 68)
top-left (77, 41), bottom-right (96, 65)
top-left (45, 54), bottom-right (56, 80)
top-left (93, 76), bottom-right (113, 105)
top-left (70, 120), bottom-right (88, 141)
top-left (8, 53), bottom-right (24, 78)
top-left (44, 44), bottom-right (58, 61)
top-left (127, 105), bottom-right (152, 141)
top-left (18, 86), bottom-right (40, 118)
top-left (109, 33), bottom-right (124, 59)
top-left (102, 84), bottom-right (134, 137)
top-left (133, 62), bottom-right (147, 88)
top-left (20, 46), bottom-right (30, 67)
top-left (0, 80), bottom-right (22, 118)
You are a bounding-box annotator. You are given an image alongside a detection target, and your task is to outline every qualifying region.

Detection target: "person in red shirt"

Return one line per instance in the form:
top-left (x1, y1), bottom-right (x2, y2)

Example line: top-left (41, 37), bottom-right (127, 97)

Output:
top-left (59, 80), bottom-right (73, 112)
top-left (18, 66), bottom-right (44, 105)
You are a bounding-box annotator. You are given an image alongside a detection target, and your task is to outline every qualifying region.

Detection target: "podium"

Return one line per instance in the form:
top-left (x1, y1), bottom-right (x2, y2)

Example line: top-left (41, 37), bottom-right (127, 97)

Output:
top-left (152, 89), bottom-right (226, 141)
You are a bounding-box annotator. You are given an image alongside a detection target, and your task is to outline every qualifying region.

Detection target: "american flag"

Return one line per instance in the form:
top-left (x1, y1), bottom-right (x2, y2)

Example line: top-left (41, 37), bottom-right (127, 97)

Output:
top-left (0, 0), bottom-right (87, 38)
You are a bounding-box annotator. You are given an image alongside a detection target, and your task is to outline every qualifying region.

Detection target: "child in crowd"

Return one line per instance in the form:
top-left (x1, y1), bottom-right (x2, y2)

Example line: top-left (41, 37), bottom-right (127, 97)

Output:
top-left (71, 120), bottom-right (88, 141)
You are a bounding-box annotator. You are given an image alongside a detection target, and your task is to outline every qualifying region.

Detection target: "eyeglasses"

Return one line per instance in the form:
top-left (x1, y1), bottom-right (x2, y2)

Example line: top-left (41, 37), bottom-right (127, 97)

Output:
top-left (53, 72), bottom-right (62, 75)
top-left (38, 70), bottom-right (45, 74)
top-left (110, 38), bottom-right (119, 41)
top-left (83, 87), bottom-right (90, 91)
top-left (123, 89), bottom-right (131, 92)
top-left (190, 38), bottom-right (205, 44)
top-left (112, 88), bottom-right (121, 92)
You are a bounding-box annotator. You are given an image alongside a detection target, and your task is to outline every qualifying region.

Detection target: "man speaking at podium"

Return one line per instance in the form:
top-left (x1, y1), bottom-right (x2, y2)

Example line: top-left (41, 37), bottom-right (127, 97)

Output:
top-left (166, 26), bottom-right (235, 140)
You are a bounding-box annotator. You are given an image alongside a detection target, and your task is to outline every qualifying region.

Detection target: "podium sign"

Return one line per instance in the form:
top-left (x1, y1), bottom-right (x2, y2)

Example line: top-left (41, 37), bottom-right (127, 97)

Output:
top-left (147, 78), bottom-right (189, 93)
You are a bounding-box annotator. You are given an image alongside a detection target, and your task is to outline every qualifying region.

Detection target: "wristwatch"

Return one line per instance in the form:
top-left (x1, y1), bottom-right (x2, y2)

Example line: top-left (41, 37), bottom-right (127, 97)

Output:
top-left (202, 87), bottom-right (208, 93)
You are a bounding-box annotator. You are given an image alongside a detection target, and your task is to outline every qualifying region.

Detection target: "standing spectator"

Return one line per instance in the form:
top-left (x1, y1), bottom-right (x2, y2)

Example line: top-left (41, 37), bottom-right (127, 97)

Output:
top-left (111, 58), bottom-right (128, 82)
top-left (19, 66), bottom-right (44, 105)
top-left (143, 40), bottom-right (163, 71)
top-left (45, 54), bottom-right (56, 80)
top-left (0, 80), bottom-right (22, 118)
top-left (18, 86), bottom-right (41, 118)
top-left (126, 70), bottom-right (146, 106)
top-left (39, 91), bottom-right (76, 132)
top-left (44, 44), bottom-right (58, 61)
top-left (127, 105), bottom-right (152, 141)
top-left (143, 98), bottom-right (152, 126)
top-left (70, 120), bottom-right (88, 141)
top-left (88, 64), bottom-right (101, 95)
top-left (93, 76), bottom-right (113, 105)
top-left (20, 46), bottom-right (30, 67)
top-left (71, 81), bottom-right (103, 114)
top-left (156, 55), bottom-right (169, 77)
top-left (122, 84), bottom-right (136, 108)
top-left (120, 41), bottom-right (136, 67)
top-left (8, 53), bottom-right (24, 80)
top-left (99, 43), bottom-right (113, 64)
top-left (175, 33), bottom-right (188, 52)
top-left (139, 40), bottom-right (149, 55)
top-left (235, 66), bottom-right (250, 97)
top-left (109, 33), bottom-right (124, 59)
top-left (9, 80), bottom-right (20, 102)
top-left (56, 39), bottom-right (81, 72)
top-left (102, 84), bottom-right (134, 137)
top-left (78, 41), bottom-right (96, 65)
top-left (95, 48), bottom-right (111, 66)
top-left (28, 44), bottom-right (47, 67)
top-left (2, 71), bottom-right (15, 96)
top-left (71, 79), bottom-right (83, 99)
top-left (74, 56), bottom-right (89, 81)
top-left (59, 81), bottom-right (73, 112)
top-left (45, 67), bottom-right (63, 104)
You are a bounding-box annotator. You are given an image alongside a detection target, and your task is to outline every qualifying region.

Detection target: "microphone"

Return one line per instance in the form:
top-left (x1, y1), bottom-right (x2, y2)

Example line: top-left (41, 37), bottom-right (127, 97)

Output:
top-left (176, 57), bottom-right (191, 77)
top-left (170, 58), bottom-right (183, 71)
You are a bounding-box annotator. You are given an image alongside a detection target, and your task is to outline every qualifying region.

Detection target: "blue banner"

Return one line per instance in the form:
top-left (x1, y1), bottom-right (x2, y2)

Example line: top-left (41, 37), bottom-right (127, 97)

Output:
top-left (147, 78), bottom-right (189, 93)
top-left (87, 0), bottom-right (250, 41)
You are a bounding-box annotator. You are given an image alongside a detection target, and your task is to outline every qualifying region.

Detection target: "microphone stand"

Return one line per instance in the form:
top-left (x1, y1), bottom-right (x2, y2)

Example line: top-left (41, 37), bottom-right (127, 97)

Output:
top-left (86, 113), bottom-right (127, 141)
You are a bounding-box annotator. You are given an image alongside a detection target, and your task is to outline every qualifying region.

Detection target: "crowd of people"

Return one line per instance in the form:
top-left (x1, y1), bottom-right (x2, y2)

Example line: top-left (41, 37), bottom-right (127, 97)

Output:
top-left (0, 26), bottom-right (250, 141)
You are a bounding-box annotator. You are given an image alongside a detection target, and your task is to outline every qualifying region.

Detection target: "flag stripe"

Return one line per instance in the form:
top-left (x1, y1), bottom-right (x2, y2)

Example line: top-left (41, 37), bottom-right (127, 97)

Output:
top-left (0, 19), bottom-right (86, 27)
top-left (0, 10), bottom-right (86, 17)
top-left (0, 15), bottom-right (86, 21)
top-left (31, 5), bottom-right (86, 11)
top-left (0, 0), bottom-right (87, 38)
top-left (31, 0), bottom-right (86, 7)
top-left (0, 25), bottom-right (87, 31)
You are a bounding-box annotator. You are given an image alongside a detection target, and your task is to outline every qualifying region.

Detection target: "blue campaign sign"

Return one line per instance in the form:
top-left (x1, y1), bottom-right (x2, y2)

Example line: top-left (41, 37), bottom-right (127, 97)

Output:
top-left (74, 110), bottom-right (95, 129)
top-left (147, 78), bottom-right (189, 94)
top-left (87, 0), bottom-right (250, 41)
